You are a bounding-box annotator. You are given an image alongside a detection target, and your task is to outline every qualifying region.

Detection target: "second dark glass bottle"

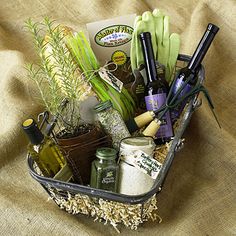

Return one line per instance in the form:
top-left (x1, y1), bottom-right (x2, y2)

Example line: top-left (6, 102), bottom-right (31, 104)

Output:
top-left (140, 32), bottom-right (173, 143)
top-left (170, 23), bottom-right (219, 120)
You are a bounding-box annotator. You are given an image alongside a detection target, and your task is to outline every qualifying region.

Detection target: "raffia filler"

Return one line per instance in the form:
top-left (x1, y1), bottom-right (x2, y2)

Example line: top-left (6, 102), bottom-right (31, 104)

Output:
top-left (43, 139), bottom-right (173, 232)
top-left (48, 188), bottom-right (162, 233)
top-left (38, 130), bottom-right (174, 232)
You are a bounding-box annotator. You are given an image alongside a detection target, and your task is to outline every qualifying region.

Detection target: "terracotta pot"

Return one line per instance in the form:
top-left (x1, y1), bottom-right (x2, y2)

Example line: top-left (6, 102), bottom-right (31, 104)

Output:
top-left (56, 126), bottom-right (112, 185)
top-left (56, 126), bottom-right (103, 151)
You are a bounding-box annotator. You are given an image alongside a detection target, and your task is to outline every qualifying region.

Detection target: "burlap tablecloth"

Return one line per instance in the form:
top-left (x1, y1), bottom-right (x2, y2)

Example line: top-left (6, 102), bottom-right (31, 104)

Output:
top-left (0, 0), bottom-right (235, 235)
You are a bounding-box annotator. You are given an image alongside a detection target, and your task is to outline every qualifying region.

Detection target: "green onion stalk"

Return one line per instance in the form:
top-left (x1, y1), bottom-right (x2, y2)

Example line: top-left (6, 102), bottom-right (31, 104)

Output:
top-left (66, 32), bottom-right (136, 121)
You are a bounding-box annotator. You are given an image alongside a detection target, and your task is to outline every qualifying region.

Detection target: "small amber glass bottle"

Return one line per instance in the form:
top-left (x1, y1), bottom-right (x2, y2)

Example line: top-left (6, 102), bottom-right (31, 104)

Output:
top-left (22, 118), bottom-right (66, 178)
top-left (90, 147), bottom-right (119, 192)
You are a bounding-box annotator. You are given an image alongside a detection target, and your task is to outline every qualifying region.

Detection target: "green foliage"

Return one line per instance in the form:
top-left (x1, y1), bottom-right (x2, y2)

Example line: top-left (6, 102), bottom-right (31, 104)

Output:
top-left (25, 17), bottom-right (84, 134)
top-left (66, 32), bottom-right (136, 121)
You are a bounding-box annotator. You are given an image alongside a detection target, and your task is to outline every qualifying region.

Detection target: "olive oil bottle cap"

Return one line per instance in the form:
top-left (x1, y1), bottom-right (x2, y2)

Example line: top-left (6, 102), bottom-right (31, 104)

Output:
top-left (22, 118), bottom-right (44, 145)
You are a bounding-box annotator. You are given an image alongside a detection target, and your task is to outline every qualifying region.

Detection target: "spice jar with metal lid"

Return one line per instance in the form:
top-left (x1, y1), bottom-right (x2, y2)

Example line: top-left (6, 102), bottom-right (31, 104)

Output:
top-left (90, 147), bottom-right (119, 192)
top-left (94, 100), bottom-right (130, 150)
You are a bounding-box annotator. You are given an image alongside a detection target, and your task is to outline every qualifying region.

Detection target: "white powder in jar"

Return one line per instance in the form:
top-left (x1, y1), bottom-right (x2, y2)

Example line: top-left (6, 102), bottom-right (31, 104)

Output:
top-left (118, 161), bottom-right (154, 195)
top-left (118, 137), bottom-right (156, 195)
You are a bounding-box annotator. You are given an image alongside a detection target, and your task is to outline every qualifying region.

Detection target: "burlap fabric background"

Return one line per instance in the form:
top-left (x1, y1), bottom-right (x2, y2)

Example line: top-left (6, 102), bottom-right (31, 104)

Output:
top-left (0, 0), bottom-right (235, 235)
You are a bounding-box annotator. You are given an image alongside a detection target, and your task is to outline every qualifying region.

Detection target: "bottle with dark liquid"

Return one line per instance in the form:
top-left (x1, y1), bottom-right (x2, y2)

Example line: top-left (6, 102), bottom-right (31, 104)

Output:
top-left (126, 23), bottom-right (219, 136)
top-left (171, 23), bottom-right (219, 120)
top-left (140, 32), bottom-right (173, 143)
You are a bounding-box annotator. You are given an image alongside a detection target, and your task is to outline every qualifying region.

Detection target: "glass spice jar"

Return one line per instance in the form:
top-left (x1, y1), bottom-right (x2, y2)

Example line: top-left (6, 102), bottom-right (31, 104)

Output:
top-left (90, 147), bottom-right (119, 192)
top-left (94, 100), bottom-right (130, 150)
top-left (119, 136), bottom-right (156, 162)
top-left (118, 137), bottom-right (156, 195)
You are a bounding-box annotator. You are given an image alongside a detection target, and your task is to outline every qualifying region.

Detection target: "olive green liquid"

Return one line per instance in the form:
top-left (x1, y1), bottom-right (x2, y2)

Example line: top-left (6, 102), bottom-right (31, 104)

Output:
top-left (28, 137), bottom-right (65, 177)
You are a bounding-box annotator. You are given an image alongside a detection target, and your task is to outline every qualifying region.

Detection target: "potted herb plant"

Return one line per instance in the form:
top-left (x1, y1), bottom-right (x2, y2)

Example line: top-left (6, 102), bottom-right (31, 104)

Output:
top-left (25, 18), bottom-right (111, 184)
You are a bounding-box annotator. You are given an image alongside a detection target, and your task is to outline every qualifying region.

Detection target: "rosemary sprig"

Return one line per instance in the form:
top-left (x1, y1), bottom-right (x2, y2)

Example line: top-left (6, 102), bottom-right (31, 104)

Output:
top-left (25, 17), bottom-right (84, 134)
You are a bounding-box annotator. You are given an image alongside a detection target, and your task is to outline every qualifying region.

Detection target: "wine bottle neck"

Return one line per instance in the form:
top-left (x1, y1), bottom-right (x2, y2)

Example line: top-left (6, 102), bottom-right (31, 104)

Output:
top-left (140, 32), bottom-right (158, 83)
top-left (140, 32), bottom-right (170, 90)
top-left (22, 118), bottom-right (45, 145)
top-left (187, 23), bottom-right (219, 72)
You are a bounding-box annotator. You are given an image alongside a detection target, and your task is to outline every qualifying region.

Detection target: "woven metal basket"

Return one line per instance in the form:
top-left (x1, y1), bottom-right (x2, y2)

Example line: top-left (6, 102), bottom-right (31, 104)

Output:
top-left (27, 54), bottom-right (204, 231)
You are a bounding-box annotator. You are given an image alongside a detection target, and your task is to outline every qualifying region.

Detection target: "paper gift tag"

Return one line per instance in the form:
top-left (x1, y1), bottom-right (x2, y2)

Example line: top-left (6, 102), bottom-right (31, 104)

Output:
top-left (124, 150), bottom-right (162, 179)
top-left (98, 68), bottom-right (123, 93)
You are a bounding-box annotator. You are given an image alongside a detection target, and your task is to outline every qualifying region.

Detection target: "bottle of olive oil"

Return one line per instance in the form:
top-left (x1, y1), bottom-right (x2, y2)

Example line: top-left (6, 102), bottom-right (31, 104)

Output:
top-left (22, 118), bottom-right (66, 178)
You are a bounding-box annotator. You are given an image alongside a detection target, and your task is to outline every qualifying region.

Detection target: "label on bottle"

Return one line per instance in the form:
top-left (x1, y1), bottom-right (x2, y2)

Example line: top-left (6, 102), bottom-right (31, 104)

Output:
top-left (100, 169), bottom-right (117, 191)
top-left (171, 75), bottom-right (192, 120)
top-left (33, 145), bottom-right (40, 153)
top-left (145, 92), bottom-right (173, 138)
